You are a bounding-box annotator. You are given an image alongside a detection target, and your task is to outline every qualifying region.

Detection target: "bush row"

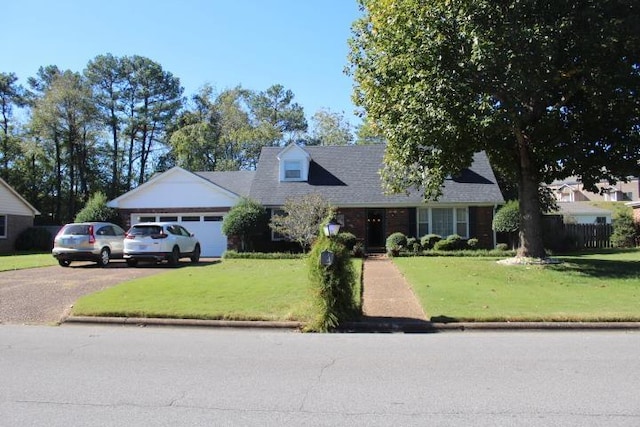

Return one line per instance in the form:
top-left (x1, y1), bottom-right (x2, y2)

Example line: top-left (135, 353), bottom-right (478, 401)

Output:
top-left (385, 232), bottom-right (483, 255)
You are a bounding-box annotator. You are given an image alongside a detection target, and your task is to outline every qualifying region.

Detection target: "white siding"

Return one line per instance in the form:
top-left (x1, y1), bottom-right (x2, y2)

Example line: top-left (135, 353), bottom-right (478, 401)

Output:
top-left (0, 182), bottom-right (36, 216)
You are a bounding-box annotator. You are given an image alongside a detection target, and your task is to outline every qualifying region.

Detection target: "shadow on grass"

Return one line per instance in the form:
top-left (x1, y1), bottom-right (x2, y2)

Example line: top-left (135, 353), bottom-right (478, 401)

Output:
top-left (70, 259), bottom-right (222, 270)
top-left (551, 257), bottom-right (640, 279)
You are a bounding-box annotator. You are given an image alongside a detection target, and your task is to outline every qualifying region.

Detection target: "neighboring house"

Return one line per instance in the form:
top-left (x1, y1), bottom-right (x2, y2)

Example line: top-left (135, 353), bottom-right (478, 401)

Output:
top-left (108, 144), bottom-right (505, 255)
top-left (550, 202), bottom-right (613, 225)
top-left (627, 201), bottom-right (640, 228)
top-left (0, 178), bottom-right (40, 253)
top-left (548, 176), bottom-right (639, 202)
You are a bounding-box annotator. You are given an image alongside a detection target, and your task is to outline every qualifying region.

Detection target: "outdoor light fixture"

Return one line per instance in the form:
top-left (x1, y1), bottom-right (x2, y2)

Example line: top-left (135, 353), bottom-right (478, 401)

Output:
top-left (322, 219), bottom-right (341, 238)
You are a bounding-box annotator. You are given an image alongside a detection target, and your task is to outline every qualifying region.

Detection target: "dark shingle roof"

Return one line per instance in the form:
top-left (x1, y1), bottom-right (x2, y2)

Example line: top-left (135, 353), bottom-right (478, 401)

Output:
top-left (196, 170), bottom-right (255, 197)
top-left (247, 145), bottom-right (504, 206)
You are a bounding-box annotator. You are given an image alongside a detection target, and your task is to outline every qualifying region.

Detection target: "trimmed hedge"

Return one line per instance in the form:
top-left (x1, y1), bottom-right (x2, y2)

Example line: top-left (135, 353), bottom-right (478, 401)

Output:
top-left (223, 250), bottom-right (305, 260)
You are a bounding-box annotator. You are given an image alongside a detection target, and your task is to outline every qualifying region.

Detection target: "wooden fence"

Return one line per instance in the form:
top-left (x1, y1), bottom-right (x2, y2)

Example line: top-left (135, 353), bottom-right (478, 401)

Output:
top-left (542, 216), bottom-right (613, 251)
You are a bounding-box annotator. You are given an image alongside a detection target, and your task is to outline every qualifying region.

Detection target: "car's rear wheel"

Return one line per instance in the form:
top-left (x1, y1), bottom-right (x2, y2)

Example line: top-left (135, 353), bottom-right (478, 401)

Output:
top-left (168, 246), bottom-right (180, 267)
top-left (58, 259), bottom-right (71, 267)
top-left (190, 244), bottom-right (201, 264)
top-left (126, 258), bottom-right (138, 267)
top-left (97, 248), bottom-right (110, 267)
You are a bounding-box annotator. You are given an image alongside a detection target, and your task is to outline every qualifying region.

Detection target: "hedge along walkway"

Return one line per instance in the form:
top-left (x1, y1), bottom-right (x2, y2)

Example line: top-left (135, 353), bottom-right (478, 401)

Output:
top-left (361, 255), bottom-right (428, 322)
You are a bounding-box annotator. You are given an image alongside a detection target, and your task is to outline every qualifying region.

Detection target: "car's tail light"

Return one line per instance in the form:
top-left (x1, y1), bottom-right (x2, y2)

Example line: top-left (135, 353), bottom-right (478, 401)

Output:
top-left (88, 225), bottom-right (95, 244)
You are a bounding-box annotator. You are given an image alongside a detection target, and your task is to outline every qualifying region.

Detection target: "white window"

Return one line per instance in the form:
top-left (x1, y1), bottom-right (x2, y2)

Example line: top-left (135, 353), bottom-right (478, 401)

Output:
top-left (417, 209), bottom-right (429, 237)
top-left (284, 160), bottom-right (301, 179)
top-left (416, 207), bottom-right (468, 238)
top-left (0, 215), bottom-right (6, 238)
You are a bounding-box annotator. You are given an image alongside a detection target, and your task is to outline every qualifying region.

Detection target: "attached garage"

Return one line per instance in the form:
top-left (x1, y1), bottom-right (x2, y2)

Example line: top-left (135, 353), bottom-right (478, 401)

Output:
top-left (129, 213), bottom-right (227, 257)
top-left (108, 167), bottom-right (255, 258)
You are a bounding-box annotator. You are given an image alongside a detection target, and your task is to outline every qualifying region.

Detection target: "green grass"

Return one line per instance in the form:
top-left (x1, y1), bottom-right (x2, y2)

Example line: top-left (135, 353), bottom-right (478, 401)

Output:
top-left (393, 250), bottom-right (640, 322)
top-left (73, 258), bottom-right (363, 322)
top-left (0, 253), bottom-right (57, 271)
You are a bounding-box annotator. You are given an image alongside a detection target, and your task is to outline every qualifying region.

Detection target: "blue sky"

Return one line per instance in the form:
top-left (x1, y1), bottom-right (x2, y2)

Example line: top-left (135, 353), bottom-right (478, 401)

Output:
top-left (3, 0), bottom-right (363, 125)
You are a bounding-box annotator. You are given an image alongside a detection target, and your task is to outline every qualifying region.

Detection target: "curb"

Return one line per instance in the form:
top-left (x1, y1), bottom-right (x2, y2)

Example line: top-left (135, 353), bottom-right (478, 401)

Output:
top-left (62, 316), bottom-right (640, 332)
top-left (340, 320), bottom-right (640, 333)
top-left (64, 316), bottom-right (304, 330)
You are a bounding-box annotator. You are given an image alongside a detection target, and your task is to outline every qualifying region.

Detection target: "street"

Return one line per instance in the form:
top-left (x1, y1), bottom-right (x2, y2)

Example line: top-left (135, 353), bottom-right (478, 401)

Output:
top-left (1, 325), bottom-right (639, 426)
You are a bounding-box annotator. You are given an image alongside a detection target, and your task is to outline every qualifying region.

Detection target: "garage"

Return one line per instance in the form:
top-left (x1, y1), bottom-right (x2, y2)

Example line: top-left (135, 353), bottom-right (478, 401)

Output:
top-left (129, 213), bottom-right (227, 257)
top-left (108, 167), bottom-right (254, 258)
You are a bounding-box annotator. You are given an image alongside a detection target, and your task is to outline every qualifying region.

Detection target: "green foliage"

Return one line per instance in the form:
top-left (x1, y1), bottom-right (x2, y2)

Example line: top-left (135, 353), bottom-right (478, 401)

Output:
top-left (306, 108), bottom-right (354, 146)
top-left (611, 212), bottom-right (638, 248)
top-left (433, 234), bottom-right (465, 251)
top-left (335, 232), bottom-right (357, 251)
top-left (385, 232), bottom-right (408, 254)
top-left (14, 227), bottom-right (53, 251)
top-left (420, 234), bottom-right (442, 249)
top-left (496, 243), bottom-right (509, 251)
top-left (492, 200), bottom-right (520, 232)
top-left (269, 193), bottom-right (334, 252)
top-left (222, 250), bottom-right (304, 260)
top-left (467, 238), bottom-right (479, 249)
top-left (222, 198), bottom-right (267, 252)
top-left (74, 192), bottom-right (119, 224)
top-left (307, 231), bottom-right (358, 332)
top-left (349, 0), bottom-right (640, 259)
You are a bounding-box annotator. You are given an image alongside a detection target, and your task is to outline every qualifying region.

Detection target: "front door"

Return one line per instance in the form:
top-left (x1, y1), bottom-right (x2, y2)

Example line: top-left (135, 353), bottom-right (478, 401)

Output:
top-left (366, 209), bottom-right (385, 251)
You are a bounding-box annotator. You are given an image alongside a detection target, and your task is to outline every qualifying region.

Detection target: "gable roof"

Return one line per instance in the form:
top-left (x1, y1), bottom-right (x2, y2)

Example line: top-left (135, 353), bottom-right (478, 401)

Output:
top-left (107, 166), bottom-right (242, 209)
top-left (247, 145), bottom-right (504, 207)
top-left (0, 178), bottom-right (40, 216)
top-left (195, 170), bottom-right (255, 197)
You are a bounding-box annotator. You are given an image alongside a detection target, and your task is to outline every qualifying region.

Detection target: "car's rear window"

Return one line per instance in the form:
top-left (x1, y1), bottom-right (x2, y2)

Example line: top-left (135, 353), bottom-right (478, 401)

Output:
top-left (129, 225), bottom-right (163, 236)
top-left (61, 224), bottom-right (91, 235)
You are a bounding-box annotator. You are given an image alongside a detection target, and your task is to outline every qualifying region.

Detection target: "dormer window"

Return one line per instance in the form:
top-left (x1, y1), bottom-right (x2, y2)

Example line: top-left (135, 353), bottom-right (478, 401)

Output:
top-left (284, 160), bottom-right (302, 179)
top-left (278, 143), bottom-right (311, 182)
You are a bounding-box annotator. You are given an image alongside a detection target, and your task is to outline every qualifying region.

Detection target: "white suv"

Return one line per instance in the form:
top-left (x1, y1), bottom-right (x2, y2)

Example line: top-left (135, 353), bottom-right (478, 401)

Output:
top-left (124, 222), bottom-right (201, 267)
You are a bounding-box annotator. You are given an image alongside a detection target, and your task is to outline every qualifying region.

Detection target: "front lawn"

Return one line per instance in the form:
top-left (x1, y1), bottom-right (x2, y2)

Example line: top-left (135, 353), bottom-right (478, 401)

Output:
top-left (394, 250), bottom-right (640, 322)
top-left (0, 253), bottom-right (57, 271)
top-left (72, 258), bottom-right (363, 322)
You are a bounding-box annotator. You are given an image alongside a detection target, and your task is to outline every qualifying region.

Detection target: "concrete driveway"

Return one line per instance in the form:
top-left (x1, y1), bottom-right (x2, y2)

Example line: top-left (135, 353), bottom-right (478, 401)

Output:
top-left (0, 260), bottom-right (190, 325)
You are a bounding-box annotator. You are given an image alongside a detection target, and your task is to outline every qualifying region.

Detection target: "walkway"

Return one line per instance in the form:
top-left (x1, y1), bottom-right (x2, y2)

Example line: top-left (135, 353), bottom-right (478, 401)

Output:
top-left (356, 255), bottom-right (429, 331)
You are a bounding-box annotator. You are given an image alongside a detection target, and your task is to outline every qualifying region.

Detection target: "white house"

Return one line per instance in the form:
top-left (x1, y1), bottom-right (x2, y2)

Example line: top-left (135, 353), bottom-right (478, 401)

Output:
top-left (0, 178), bottom-right (40, 252)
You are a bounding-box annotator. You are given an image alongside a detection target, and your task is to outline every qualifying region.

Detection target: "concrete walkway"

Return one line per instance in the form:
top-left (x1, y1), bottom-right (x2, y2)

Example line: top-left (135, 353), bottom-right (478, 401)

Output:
top-left (359, 255), bottom-right (428, 329)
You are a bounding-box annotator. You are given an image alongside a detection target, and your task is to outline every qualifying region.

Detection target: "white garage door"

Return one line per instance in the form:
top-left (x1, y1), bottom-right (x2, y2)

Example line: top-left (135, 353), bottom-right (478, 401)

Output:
top-left (130, 213), bottom-right (227, 257)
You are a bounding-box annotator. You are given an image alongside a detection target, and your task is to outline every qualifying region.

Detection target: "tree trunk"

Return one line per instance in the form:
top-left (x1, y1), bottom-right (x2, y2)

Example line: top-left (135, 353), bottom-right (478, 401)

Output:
top-left (515, 130), bottom-right (546, 259)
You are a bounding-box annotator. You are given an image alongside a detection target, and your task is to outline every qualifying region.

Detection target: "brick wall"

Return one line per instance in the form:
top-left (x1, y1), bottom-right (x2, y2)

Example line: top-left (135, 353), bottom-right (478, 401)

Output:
top-left (472, 206), bottom-right (495, 249)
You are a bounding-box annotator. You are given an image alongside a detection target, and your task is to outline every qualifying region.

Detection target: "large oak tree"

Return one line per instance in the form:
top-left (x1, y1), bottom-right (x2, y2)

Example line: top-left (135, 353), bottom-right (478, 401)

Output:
top-left (349, 0), bottom-right (640, 258)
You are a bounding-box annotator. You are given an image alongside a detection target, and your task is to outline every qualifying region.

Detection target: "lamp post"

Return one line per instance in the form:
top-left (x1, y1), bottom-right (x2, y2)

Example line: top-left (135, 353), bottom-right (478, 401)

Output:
top-left (320, 219), bottom-right (341, 266)
top-left (322, 219), bottom-right (341, 238)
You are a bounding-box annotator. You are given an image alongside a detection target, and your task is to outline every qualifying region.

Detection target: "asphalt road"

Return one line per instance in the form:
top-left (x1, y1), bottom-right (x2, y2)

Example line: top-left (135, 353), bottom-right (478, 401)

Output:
top-left (0, 261), bottom-right (196, 324)
top-left (1, 325), bottom-right (639, 426)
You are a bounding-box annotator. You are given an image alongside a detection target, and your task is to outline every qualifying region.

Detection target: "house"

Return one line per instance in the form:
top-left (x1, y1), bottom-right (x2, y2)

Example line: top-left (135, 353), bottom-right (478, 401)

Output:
top-left (548, 176), bottom-right (639, 202)
top-left (550, 202), bottom-right (613, 225)
top-left (0, 178), bottom-right (40, 253)
top-left (108, 144), bottom-right (505, 256)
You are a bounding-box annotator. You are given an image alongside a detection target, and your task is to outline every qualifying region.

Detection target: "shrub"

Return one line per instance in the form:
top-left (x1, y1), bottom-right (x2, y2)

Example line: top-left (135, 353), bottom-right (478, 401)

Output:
top-left (14, 227), bottom-right (53, 251)
top-left (433, 234), bottom-right (465, 251)
top-left (307, 228), bottom-right (358, 332)
top-left (336, 232), bottom-right (357, 251)
top-left (222, 250), bottom-right (304, 259)
top-left (420, 234), bottom-right (442, 249)
top-left (406, 237), bottom-right (421, 252)
top-left (492, 200), bottom-right (519, 232)
top-left (74, 192), bottom-right (119, 224)
top-left (352, 242), bottom-right (365, 258)
top-left (385, 232), bottom-right (407, 255)
top-left (611, 212), bottom-right (638, 248)
top-left (222, 198), bottom-right (268, 252)
top-left (495, 243), bottom-right (509, 251)
top-left (466, 238), bottom-right (479, 249)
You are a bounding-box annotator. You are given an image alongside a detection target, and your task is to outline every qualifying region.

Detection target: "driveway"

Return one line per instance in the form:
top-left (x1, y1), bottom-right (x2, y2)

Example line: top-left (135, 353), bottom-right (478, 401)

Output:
top-left (0, 260), bottom-right (195, 325)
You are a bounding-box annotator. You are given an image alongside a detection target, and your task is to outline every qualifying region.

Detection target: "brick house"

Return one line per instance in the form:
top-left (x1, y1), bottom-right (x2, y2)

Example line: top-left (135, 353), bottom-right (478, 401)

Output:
top-left (109, 144), bottom-right (504, 255)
